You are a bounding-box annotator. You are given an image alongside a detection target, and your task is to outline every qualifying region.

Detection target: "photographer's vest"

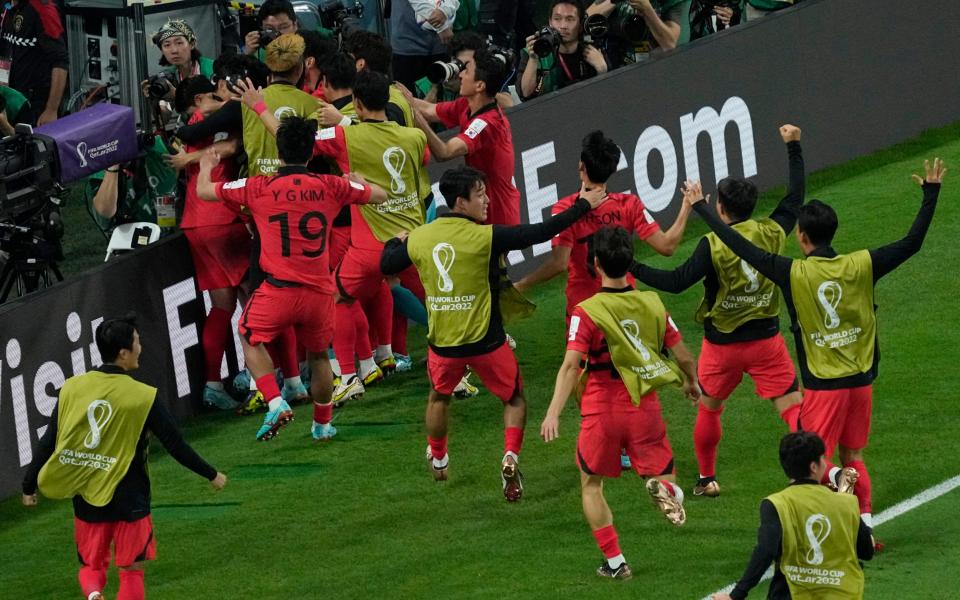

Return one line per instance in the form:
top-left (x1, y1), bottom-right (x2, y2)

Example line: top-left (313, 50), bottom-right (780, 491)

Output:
top-left (789, 251), bottom-right (876, 380)
top-left (341, 121), bottom-right (430, 242)
top-left (767, 485), bottom-right (864, 599)
top-left (37, 371), bottom-right (156, 507)
top-left (578, 291), bottom-right (684, 403)
top-left (242, 82), bottom-right (318, 176)
top-left (407, 217), bottom-right (493, 348)
top-left (696, 218), bottom-right (785, 333)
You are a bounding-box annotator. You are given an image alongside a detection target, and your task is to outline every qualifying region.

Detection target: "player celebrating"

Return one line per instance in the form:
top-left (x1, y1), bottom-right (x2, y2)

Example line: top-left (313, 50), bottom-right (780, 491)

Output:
top-left (381, 166), bottom-right (607, 501)
top-left (686, 157), bottom-right (946, 533)
top-left (540, 227), bottom-right (699, 580)
top-left (629, 125), bottom-right (806, 497)
top-left (515, 130), bottom-right (691, 322)
top-left (198, 116), bottom-right (388, 441)
top-left (21, 314), bottom-right (227, 600)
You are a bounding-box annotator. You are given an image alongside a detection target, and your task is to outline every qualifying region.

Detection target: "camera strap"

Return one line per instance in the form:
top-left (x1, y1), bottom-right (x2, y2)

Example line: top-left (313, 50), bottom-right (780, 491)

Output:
top-left (557, 52), bottom-right (577, 82)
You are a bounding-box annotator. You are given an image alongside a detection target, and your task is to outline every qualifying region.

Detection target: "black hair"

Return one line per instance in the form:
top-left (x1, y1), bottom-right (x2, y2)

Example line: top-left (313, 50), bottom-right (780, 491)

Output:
top-left (779, 432), bottom-right (826, 480)
top-left (716, 177), bottom-right (759, 221)
top-left (472, 48), bottom-right (507, 97)
top-left (450, 30), bottom-right (485, 56)
top-left (173, 75), bottom-right (214, 114)
top-left (592, 227), bottom-right (633, 278)
top-left (258, 0), bottom-right (297, 24)
top-left (353, 69), bottom-right (389, 112)
top-left (213, 53), bottom-right (270, 89)
top-left (580, 130), bottom-right (621, 184)
top-left (159, 47), bottom-right (202, 68)
top-left (798, 200), bottom-right (839, 247)
top-left (319, 52), bottom-right (357, 91)
top-left (96, 313), bottom-right (139, 364)
top-left (343, 30), bottom-right (392, 76)
top-left (439, 166), bottom-right (486, 207)
top-left (550, 0), bottom-right (583, 22)
top-left (276, 115), bottom-right (318, 164)
top-left (301, 30), bottom-right (336, 64)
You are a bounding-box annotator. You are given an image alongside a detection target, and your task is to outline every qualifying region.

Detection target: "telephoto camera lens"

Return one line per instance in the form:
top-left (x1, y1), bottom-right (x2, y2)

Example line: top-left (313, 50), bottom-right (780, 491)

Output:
top-left (532, 27), bottom-right (561, 57)
top-left (427, 58), bottom-right (465, 84)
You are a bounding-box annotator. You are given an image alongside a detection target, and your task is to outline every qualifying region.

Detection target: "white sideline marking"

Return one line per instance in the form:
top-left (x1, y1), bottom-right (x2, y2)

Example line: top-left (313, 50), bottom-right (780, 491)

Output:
top-left (700, 474), bottom-right (960, 600)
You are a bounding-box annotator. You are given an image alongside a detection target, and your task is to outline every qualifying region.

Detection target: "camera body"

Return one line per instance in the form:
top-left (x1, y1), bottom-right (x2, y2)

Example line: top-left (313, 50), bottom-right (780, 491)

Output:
top-left (583, 13), bottom-right (610, 46)
top-left (319, 0), bottom-right (364, 33)
top-left (146, 71), bottom-right (178, 100)
top-left (532, 26), bottom-right (561, 58)
top-left (257, 28), bottom-right (280, 48)
top-left (427, 58), bottom-right (466, 84)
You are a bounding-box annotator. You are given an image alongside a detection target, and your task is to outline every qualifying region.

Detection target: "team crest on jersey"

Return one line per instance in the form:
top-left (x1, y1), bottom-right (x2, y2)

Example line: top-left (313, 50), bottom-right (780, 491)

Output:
top-left (464, 118), bottom-right (488, 140)
top-left (13, 15), bottom-right (23, 32)
top-left (223, 178), bottom-right (247, 190)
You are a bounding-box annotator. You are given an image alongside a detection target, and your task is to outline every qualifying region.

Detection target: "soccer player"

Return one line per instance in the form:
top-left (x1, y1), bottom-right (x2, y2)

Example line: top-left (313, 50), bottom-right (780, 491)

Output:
top-left (380, 166), bottom-right (607, 501)
top-left (515, 130), bottom-right (692, 321)
top-left (540, 227), bottom-right (699, 579)
top-left (407, 47), bottom-right (521, 225)
top-left (629, 125), bottom-right (806, 497)
top-left (21, 314), bottom-right (227, 600)
top-left (198, 116), bottom-right (388, 441)
top-left (712, 432), bottom-right (874, 600)
top-left (240, 69), bottom-right (432, 403)
top-left (686, 157), bottom-right (946, 531)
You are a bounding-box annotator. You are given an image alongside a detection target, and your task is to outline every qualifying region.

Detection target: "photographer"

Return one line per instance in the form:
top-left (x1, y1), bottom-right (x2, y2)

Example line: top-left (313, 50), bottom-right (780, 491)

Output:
top-left (415, 31), bottom-right (512, 108)
top-left (244, 0), bottom-right (332, 60)
top-left (689, 0), bottom-right (740, 41)
top-left (518, 0), bottom-right (608, 101)
top-left (144, 20), bottom-right (215, 102)
top-left (389, 0), bottom-right (458, 92)
top-left (586, 0), bottom-right (683, 66)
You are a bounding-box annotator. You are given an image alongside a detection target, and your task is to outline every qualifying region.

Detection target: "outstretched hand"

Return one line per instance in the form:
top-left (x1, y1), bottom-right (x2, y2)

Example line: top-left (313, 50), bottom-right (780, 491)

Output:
top-left (199, 148), bottom-right (221, 172)
top-left (681, 180), bottom-right (707, 207)
top-left (580, 182), bottom-right (608, 209)
top-left (235, 78), bottom-right (266, 110)
top-left (912, 157), bottom-right (947, 185)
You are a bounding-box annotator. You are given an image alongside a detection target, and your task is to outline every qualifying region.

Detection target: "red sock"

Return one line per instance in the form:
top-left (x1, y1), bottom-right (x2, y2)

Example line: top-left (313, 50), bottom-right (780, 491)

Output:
top-left (117, 569), bottom-right (145, 600)
top-left (333, 302), bottom-right (358, 376)
top-left (591, 525), bottom-right (621, 559)
top-left (360, 281), bottom-right (393, 347)
top-left (504, 426), bottom-right (524, 456)
top-left (256, 373), bottom-right (281, 403)
top-left (392, 309), bottom-right (409, 355)
top-left (313, 402), bottom-right (333, 425)
top-left (693, 403), bottom-right (724, 478)
top-left (202, 307), bottom-right (232, 382)
top-left (428, 435), bottom-right (447, 460)
top-left (845, 460), bottom-right (873, 514)
top-left (354, 305), bottom-right (372, 361)
top-left (780, 403), bottom-right (801, 432)
top-left (78, 566), bottom-right (106, 597)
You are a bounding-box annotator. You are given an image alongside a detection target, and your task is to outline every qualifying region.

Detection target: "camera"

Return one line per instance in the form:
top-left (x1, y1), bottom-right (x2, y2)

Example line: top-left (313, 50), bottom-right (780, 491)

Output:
top-left (257, 28), bottom-right (280, 48)
top-left (319, 0), bottom-right (364, 33)
top-left (486, 37), bottom-right (516, 69)
top-left (145, 71), bottom-right (178, 100)
top-left (531, 26), bottom-right (561, 58)
top-left (583, 13), bottom-right (609, 46)
top-left (427, 58), bottom-right (465, 84)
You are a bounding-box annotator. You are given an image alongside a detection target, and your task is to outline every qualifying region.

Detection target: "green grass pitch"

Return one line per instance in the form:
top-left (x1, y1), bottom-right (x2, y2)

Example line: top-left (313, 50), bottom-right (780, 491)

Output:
top-left (2, 122), bottom-right (958, 599)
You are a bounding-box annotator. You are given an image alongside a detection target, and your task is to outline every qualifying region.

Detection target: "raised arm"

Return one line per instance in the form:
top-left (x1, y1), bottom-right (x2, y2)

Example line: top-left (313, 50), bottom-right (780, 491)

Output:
top-left (769, 125), bottom-right (805, 232)
top-left (492, 185), bottom-right (606, 253)
top-left (197, 150), bottom-right (223, 202)
top-left (630, 237), bottom-right (711, 293)
top-left (642, 200), bottom-right (692, 256)
top-left (237, 78), bottom-right (283, 138)
top-left (174, 101), bottom-right (243, 144)
top-left (869, 159), bottom-right (945, 281)
top-left (413, 108), bottom-right (467, 161)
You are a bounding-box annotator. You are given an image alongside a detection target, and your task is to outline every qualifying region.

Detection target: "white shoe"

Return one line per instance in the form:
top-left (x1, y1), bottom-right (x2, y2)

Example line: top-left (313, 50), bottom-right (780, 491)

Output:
top-left (333, 374), bottom-right (364, 406)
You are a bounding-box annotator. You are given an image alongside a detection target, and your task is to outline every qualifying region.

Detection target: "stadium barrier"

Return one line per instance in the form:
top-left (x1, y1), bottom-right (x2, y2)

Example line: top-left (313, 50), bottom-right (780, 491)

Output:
top-left (3, 0), bottom-right (959, 498)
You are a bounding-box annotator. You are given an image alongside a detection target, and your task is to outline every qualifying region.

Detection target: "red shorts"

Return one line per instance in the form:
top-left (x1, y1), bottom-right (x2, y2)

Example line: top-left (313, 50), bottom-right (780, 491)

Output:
top-left (75, 516), bottom-right (156, 568)
top-left (329, 225), bottom-right (350, 272)
top-left (427, 342), bottom-right (522, 402)
top-left (239, 282), bottom-right (334, 352)
top-left (577, 398), bottom-right (675, 479)
top-left (183, 223), bottom-right (251, 291)
top-left (799, 385), bottom-right (872, 456)
top-left (698, 334), bottom-right (798, 401)
top-left (336, 246), bottom-right (384, 301)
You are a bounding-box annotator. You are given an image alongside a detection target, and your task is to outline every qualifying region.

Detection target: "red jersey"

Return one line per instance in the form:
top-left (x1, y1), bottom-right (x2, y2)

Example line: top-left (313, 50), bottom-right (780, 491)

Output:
top-left (567, 300), bottom-right (681, 415)
top-left (181, 111), bottom-right (239, 229)
top-left (215, 167), bottom-right (371, 292)
top-left (554, 192), bottom-right (662, 307)
top-left (435, 97), bottom-right (520, 225)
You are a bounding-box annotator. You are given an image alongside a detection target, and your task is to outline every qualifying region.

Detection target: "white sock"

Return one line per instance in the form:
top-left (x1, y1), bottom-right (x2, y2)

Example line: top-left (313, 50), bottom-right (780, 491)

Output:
top-left (503, 451), bottom-right (519, 463)
top-left (249, 375), bottom-right (257, 391)
top-left (433, 454), bottom-right (449, 469)
top-left (359, 356), bottom-right (377, 376)
top-left (284, 376), bottom-right (302, 389)
top-left (829, 466), bottom-right (842, 487)
top-left (88, 592), bottom-right (103, 600)
top-left (206, 381), bottom-right (225, 391)
top-left (313, 420), bottom-right (329, 428)
top-left (375, 344), bottom-right (392, 361)
top-left (606, 553), bottom-right (625, 569)
top-left (330, 358), bottom-right (341, 377)
top-left (861, 513), bottom-right (873, 528)
top-left (267, 397), bottom-right (283, 412)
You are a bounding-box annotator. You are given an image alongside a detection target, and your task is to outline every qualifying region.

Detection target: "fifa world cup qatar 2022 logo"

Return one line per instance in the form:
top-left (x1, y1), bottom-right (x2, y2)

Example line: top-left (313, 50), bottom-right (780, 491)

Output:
top-left (804, 513), bottom-right (832, 565)
top-left (83, 399), bottom-right (114, 450)
top-left (619, 319), bottom-right (652, 361)
top-left (432, 243), bottom-right (456, 293)
top-left (817, 281), bottom-right (843, 329)
top-left (76, 141), bottom-right (89, 168)
top-left (382, 146), bottom-right (408, 195)
top-left (741, 259), bottom-right (761, 293)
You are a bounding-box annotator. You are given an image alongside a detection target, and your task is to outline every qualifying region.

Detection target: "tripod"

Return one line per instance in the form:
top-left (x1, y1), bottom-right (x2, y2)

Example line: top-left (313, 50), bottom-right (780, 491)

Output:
top-left (0, 223), bottom-right (63, 303)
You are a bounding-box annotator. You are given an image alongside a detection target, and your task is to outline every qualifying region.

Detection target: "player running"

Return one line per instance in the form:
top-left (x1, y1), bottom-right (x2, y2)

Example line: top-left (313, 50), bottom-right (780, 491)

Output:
top-left (541, 226), bottom-right (700, 579)
top-left (381, 166), bottom-right (607, 501)
top-left (686, 157), bottom-right (946, 535)
top-left (629, 125), bottom-right (806, 497)
top-left (198, 116), bottom-right (387, 441)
